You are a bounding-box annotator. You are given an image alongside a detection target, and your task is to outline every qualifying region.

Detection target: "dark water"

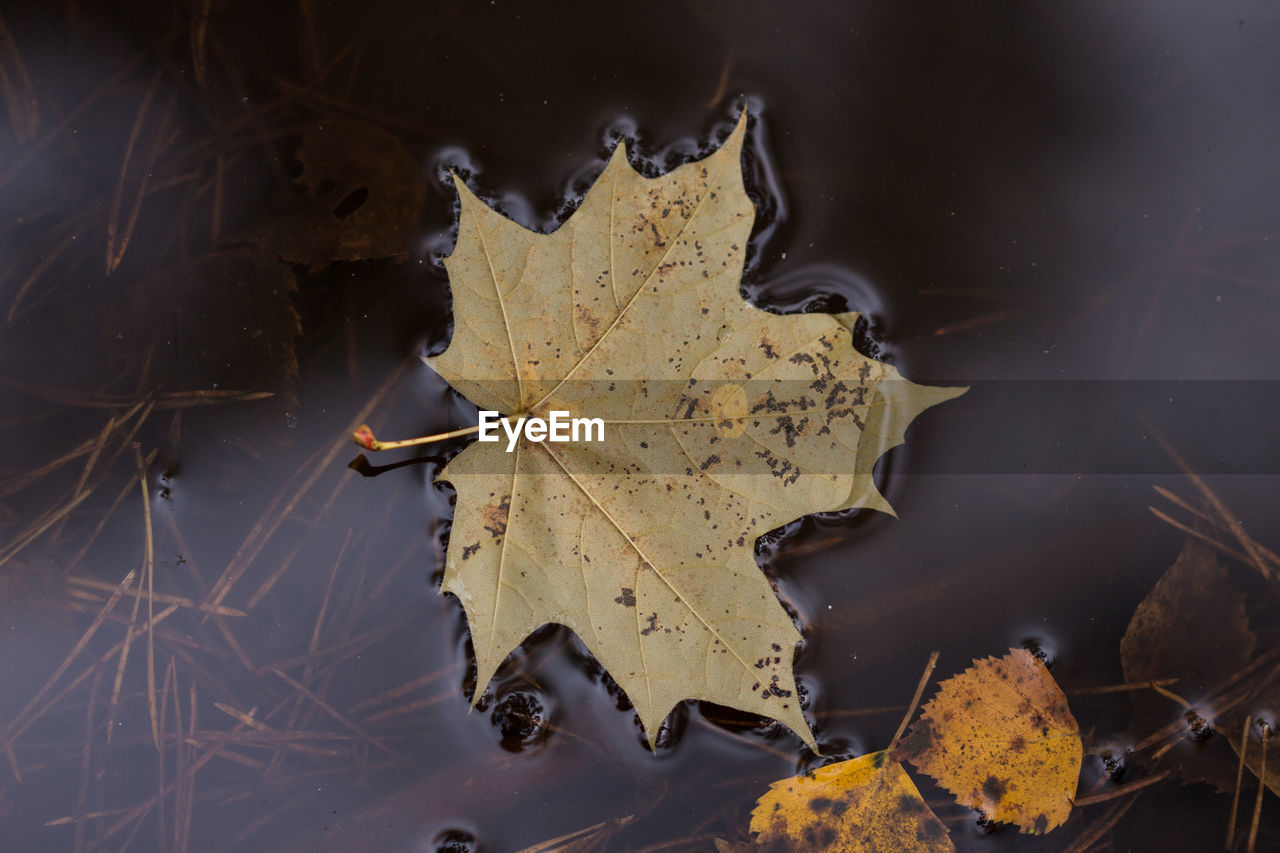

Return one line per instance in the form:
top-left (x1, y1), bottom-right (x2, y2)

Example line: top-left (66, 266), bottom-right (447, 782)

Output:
top-left (2, 1), bottom-right (1279, 851)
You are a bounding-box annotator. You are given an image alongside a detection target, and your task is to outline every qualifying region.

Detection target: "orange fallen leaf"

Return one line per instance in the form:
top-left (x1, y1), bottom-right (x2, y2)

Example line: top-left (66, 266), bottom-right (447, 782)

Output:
top-left (749, 750), bottom-right (953, 852)
top-left (893, 648), bottom-right (1081, 833)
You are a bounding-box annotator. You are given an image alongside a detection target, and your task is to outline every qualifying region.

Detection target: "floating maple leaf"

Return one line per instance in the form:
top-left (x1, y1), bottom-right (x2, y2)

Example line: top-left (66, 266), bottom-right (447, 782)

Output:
top-left (418, 113), bottom-right (963, 748)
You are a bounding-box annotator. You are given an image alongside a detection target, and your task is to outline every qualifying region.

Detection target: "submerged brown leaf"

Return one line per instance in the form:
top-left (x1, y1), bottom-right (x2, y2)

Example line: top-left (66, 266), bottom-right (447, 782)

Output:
top-left (1121, 536), bottom-right (1256, 699)
top-left (249, 119), bottom-right (425, 267)
top-left (1120, 535), bottom-right (1258, 791)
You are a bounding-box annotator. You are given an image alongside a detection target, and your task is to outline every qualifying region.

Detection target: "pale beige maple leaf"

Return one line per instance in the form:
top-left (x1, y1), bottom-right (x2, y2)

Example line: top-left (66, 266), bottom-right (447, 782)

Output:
top-left (428, 113), bottom-right (964, 748)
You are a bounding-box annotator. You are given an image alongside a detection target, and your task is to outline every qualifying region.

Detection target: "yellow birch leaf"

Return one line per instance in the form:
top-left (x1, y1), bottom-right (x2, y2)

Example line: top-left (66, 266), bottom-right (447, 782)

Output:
top-left (424, 112), bottom-right (964, 748)
top-left (749, 751), bottom-right (953, 852)
top-left (893, 648), bottom-right (1081, 833)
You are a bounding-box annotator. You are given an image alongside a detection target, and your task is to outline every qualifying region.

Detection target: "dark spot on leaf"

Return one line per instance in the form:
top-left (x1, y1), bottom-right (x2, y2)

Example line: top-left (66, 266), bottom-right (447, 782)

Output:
top-left (481, 496), bottom-right (510, 539)
top-left (640, 612), bottom-right (661, 636)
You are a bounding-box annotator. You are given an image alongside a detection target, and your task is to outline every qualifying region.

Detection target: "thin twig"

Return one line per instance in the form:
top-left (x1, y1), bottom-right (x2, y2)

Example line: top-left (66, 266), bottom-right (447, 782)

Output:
top-left (1069, 678), bottom-right (1179, 696)
top-left (889, 651), bottom-right (939, 753)
top-left (1073, 770), bottom-right (1170, 806)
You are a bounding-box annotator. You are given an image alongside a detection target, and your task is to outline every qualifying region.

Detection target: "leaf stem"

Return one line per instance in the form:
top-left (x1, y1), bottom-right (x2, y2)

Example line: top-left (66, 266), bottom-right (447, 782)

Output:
top-left (352, 423), bottom-right (480, 452)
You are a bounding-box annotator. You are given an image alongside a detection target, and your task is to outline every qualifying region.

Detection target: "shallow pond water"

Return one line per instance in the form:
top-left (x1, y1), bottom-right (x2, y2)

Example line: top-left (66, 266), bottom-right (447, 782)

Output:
top-left (2, 1), bottom-right (1279, 851)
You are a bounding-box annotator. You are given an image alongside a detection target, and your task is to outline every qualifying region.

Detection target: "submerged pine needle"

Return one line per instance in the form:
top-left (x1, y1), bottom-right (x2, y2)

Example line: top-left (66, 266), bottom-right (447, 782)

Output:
top-left (169, 663), bottom-right (187, 853)
top-left (5, 228), bottom-right (79, 323)
top-left (0, 432), bottom-right (99, 500)
top-left (348, 664), bottom-right (459, 715)
top-left (358, 694), bottom-right (452, 724)
top-left (305, 527), bottom-right (352, 682)
top-left (1147, 506), bottom-right (1254, 567)
top-left (1228, 716), bottom-right (1252, 851)
top-left (1061, 794), bottom-right (1141, 853)
top-left (1068, 678), bottom-right (1179, 696)
top-left (0, 13), bottom-right (40, 142)
top-left (132, 444), bottom-right (160, 750)
top-left (202, 361), bottom-right (406, 616)
top-left (105, 71), bottom-right (160, 275)
top-left (67, 577), bottom-right (245, 617)
top-left (0, 489), bottom-right (91, 571)
top-left (156, 658), bottom-right (176, 850)
top-left (180, 683), bottom-right (197, 853)
top-left (1147, 425), bottom-right (1276, 584)
top-left (1247, 726), bottom-right (1270, 853)
top-left (212, 702), bottom-right (267, 731)
top-left (1072, 771), bottom-right (1170, 806)
top-left (266, 667), bottom-right (399, 760)
top-left (75, 670), bottom-right (101, 852)
top-left (2, 569), bottom-right (134, 749)
top-left (1152, 486), bottom-right (1280, 570)
top-left (6, 604), bottom-right (179, 757)
top-left (106, 568), bottom-right (145, 743)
